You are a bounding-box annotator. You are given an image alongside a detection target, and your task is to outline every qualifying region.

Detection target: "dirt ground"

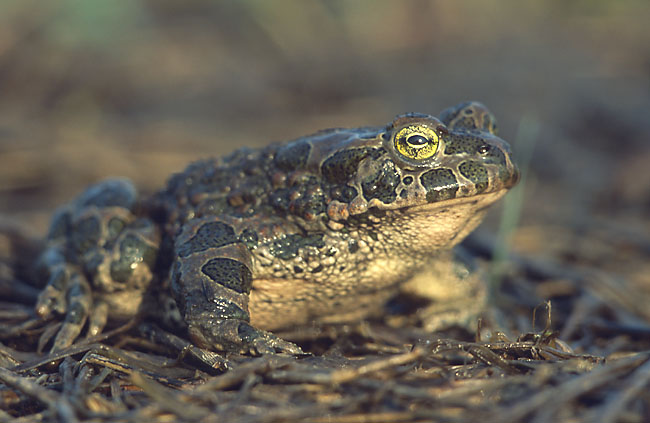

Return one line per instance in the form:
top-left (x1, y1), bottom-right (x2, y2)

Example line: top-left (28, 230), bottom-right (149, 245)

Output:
top-left (1, 1), bottom-right (649, 422)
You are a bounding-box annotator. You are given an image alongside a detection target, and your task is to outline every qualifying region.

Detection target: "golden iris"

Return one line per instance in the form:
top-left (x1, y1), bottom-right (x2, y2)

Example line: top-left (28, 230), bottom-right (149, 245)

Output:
top-left (394, 125), bottom-right (439, 160)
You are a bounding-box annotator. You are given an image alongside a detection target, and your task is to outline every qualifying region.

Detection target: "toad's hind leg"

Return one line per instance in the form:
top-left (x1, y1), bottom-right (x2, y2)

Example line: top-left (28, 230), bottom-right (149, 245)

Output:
top-left (171, 217), bottom-right (302, 355)
top-left (35, 178), bottom-right (159, 351)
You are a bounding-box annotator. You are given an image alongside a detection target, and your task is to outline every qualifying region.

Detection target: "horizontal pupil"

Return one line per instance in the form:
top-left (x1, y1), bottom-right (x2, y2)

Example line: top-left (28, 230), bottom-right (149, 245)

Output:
top-left (406, 135), bottom-right (428, 147)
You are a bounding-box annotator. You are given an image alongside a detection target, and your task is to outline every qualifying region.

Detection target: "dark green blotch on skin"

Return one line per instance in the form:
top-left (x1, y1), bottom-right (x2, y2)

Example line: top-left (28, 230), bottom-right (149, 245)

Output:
top-left (274, 140), bottom-right (311, 171)
top-left (289, 176), bottom-right (327, 218)
top-left (65, 277), bottom-right (90, 324)
top-left (444, 132), bottom-right (486, 155)
top-left (321, 147), bottom-right (383, 184)
top-left (211, 298), bottom-right (250, 321)
top-left (237, 322), bottom-right (265, 343)
top-left (269, 233), bottom-right (325, 260)
top-left (177, 222), bottom-right (238, 258)
top-left (110, 233), bottom-right (157, 283)
top-left (107, 217), bottom-right (127, 241)
top-left (439, 102), bottom-right (477, 129)
top-left (444, 132), bottom-right (506, 168)
top-left (420, 169), bottom-right (459, 202)
top-left (361, 160), bottom-right (400, 204)
top-left (71, 216), bottom-right (101, 254)
top-left (440, 103), bottom-right (498, 135)
top-left (271, 177), bottom-right (327, 218)
top-left (454, 117), bottom-right (479, 130)
top-left (240, 229), bottom-right (259, 249)
top-left (270, 188), bottom-right (292, 212)
top-left (179, 282), bottom-right (250, 322)
top-left (459, 161), bottom-right (489, 193)
top-left (482, 144), bottom-right (506, 167)
top-left (66, 301), bottom-right (88, 324)
top-left (201, 258), bottom-right (252, 294)
top-left (291, 195), bottom-right (326, 218)
top-left (348, 239), bottom-right (359, 253)
top-left (331, 185), bottom-right (358, 203)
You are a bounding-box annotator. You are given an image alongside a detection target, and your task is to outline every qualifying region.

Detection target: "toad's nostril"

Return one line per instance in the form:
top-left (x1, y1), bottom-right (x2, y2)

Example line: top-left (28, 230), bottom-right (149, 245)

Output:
top-left (478, 144), bottom-right (490, 155)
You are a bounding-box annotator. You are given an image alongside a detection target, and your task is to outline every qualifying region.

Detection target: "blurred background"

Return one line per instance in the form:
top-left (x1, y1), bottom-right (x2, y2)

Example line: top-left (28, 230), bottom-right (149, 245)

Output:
top-left (1, 0), bottom-right (648, 291)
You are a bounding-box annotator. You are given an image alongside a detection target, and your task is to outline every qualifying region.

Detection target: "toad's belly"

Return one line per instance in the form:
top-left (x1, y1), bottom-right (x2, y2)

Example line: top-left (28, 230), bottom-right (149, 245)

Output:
top-left (249, 278), bottom-right (399, 330)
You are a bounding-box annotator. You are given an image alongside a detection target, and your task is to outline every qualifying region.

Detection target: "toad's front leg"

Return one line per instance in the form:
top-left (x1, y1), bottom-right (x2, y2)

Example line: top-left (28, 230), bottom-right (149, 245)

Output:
top-left (171, 218), bottom-right (303, 355)
top-left (400, 248), bottom-right (487, 332)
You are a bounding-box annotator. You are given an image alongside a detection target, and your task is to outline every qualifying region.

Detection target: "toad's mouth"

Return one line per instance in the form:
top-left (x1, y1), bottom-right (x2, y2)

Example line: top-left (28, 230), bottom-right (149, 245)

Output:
top-left (401, 188), bottom-right (510, 217)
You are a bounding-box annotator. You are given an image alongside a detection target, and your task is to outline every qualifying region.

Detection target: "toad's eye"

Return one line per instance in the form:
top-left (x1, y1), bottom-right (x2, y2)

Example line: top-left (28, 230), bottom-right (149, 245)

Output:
top-left (394, 125), bottom-right (439, 160)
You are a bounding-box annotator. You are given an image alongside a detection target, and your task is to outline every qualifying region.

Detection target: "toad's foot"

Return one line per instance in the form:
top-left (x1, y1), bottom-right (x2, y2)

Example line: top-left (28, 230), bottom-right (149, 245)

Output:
top-left (187, 317), bottom-right (303, 355)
